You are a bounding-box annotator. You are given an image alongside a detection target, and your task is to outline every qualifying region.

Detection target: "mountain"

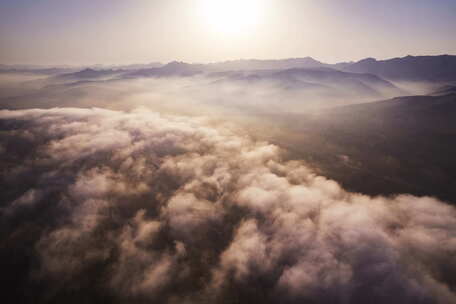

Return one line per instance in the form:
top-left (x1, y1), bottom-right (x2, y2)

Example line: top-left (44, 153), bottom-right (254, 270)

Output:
top-left (208, 67), bottom-right (405, 99)
top-left (207, 57), bottom-right (324, 71)
top-left (284, 92), bottom-right (456, 203)
top-left (330, 61), bottom-right (354, 70)
top-left (0, 66), bottom-right (76, 75)
top-left (123, 61), bottom-right (205, 78)
top-left (5, 54), bottom-right (456, 81)
top-left (112, 62), bottom-right (163, 70)
top-left (430, 84), bottom-right (456, 96)
top-left (56, 68), bottom-right (124, 80)
top-left (122, 58), bottom-right (323, 78)
top-left (271, 67), bottom-right (401, 93)
top-left (342, 55), bottom-right (456, 82)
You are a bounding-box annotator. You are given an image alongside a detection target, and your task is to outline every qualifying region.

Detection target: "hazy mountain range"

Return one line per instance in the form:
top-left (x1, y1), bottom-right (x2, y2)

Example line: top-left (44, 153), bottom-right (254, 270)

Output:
top-left (279, 92), bottom-right (456, 204)
top-left (344, 55), bottom-right (456, 82)
top-left (2, 54), bottom-right (456, 304)
top-left (3, 54), bottom-right (456, 82)
top-left (1, 54), bottom-right (455, 203)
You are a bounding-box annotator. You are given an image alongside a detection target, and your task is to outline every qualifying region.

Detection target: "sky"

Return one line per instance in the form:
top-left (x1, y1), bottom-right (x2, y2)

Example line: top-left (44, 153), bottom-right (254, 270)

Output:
top-left (0, 0), bottom-right (455, 66)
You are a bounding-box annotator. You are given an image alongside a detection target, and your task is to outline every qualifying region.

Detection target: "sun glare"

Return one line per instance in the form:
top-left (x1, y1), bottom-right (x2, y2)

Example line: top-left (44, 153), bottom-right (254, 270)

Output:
top-left (199, 0), bottom-right (264, 35)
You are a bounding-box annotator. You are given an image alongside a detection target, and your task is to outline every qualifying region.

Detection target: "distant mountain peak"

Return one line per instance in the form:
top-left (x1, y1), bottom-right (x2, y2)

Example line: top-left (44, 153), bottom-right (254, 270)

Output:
top-left (161, 61), bottom-right (195, 71)
top-left (358, 57), bottom-right (377, 64)
top-left (165, 61), bottom-right (189, 67)
top-left (81, 68), bottom-right (96, 73)
top-left (207, 57), bottom-right (324, 71)
top-left (343, 54), bottom-right (456, 81)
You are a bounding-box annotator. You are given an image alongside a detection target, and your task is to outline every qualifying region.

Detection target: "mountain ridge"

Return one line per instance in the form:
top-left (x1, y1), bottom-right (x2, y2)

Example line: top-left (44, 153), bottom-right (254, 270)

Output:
top-left (3, 54), bottom-right (456, 83)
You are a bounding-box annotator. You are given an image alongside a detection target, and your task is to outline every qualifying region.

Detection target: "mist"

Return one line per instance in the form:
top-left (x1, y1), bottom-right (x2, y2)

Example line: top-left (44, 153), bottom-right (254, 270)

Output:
top-left (0, 68), bottom-right (411, 115)
top-left (1, 56), bottom-right (456, 304)
top-left (1, 107), bottom-right (456, 304)
top-left (2, 0), bottom-right (456, 302)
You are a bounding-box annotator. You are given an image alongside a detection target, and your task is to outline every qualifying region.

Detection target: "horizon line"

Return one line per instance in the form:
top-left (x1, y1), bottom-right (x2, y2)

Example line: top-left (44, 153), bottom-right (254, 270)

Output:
top-left (1, 53), bottom-right (455, 69)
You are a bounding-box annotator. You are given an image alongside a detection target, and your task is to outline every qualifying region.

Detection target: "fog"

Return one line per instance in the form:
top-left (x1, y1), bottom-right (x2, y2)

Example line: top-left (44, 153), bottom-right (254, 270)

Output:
top-left (1, 71), bottom-right (455, 303)
top-left (0, 69), bottom-right (412, 116)
top-left (1, 107), bottom-right (456, 304)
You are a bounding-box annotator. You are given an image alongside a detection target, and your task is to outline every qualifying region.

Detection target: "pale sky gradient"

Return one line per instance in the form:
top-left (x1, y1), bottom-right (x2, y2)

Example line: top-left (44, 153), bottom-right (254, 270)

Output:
top-left (1, 0), bottom-right (455, 65)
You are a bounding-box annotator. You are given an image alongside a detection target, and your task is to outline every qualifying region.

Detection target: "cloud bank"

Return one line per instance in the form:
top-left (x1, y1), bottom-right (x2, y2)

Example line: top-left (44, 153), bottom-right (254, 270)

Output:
top-left (1, 108), bottom-right (456, 304)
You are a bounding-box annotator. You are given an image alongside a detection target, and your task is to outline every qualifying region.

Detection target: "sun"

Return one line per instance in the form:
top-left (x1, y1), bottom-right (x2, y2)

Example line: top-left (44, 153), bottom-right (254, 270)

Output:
top-left (199, 0), bottom-right (264, 35)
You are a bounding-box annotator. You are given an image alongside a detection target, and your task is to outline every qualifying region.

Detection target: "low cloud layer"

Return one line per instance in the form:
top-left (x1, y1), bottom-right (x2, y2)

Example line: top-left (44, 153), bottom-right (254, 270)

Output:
top-left (0, 67), bottom-right (409, 117)
top-left (1, 108), bottom-right (456, 304)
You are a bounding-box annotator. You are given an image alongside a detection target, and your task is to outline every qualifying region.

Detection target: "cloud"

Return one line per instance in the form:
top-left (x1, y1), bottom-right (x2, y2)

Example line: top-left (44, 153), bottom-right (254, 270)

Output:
top-left (1, 107), bottom-right (455, 304)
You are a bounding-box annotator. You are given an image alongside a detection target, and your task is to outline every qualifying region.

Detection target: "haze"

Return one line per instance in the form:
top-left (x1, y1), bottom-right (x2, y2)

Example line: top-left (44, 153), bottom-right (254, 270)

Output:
top-left (1, 1), bottom-right (456, 304)
top-left (1, 0), bottom-right (456, 65)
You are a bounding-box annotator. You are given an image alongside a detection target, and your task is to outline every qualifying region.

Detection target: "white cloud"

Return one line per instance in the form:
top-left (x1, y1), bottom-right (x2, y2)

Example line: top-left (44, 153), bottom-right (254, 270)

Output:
top-left (1, 107), bottom-right (455, 304)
